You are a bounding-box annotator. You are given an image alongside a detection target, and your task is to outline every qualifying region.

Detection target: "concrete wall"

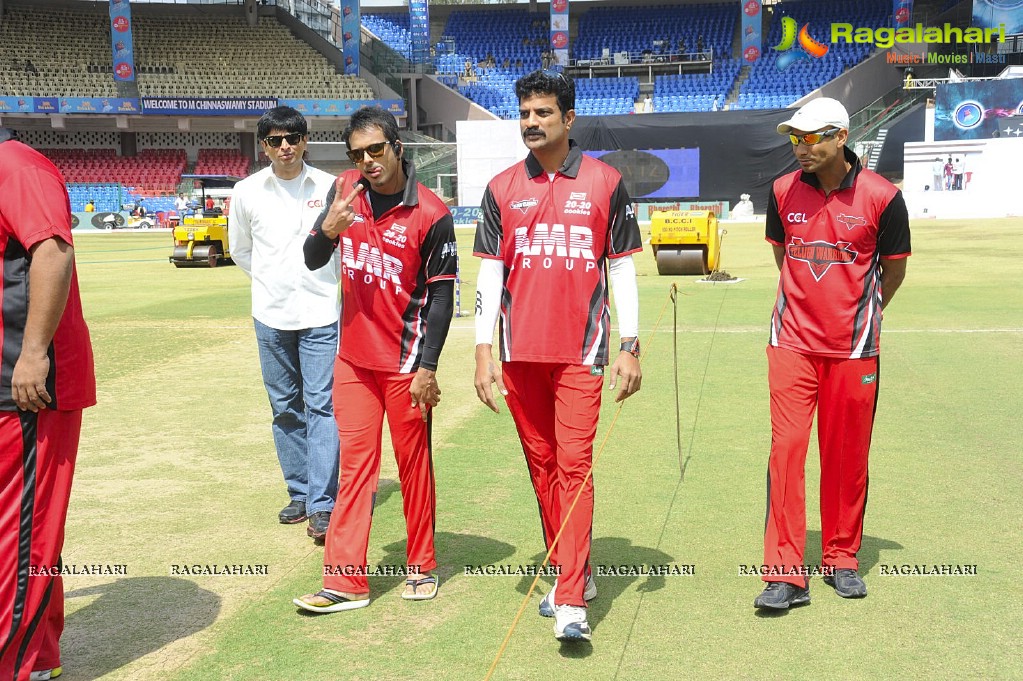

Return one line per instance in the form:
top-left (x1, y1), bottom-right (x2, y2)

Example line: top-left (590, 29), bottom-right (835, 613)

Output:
top-left (417, 75), bottom-right (497, 142)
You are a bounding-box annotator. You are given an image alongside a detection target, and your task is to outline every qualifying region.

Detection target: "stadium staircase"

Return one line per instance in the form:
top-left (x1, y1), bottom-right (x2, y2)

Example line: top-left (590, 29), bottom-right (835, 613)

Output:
top-left (850, 88), bottom-right (932, 169)
top-left (866, 129), bottom-right (888, 171)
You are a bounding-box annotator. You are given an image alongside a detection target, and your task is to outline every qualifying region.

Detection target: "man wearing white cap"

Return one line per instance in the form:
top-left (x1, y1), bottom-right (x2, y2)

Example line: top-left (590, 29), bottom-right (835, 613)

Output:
top-left (755, 97), bottom-right (911, 610)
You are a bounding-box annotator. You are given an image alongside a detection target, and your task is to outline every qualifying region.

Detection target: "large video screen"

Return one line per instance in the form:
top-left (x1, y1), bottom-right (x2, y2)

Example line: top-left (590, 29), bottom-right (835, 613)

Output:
top-left (935, 79), bottom-right (1023, 140)
top-left (583, 148), bottom-right (700, 199)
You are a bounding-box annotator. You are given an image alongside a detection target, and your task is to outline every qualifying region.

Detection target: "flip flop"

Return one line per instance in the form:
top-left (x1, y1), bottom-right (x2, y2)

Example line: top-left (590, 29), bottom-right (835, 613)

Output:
top-left (293, 589), bottom-right (370, 613)
top-left (401, 575), bottom-right (438, 601)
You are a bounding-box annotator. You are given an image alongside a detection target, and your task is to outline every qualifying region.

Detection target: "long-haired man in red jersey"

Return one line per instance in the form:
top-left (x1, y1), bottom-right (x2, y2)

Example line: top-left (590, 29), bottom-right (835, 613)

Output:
top-left (295, 106), bottom-right (457, 613)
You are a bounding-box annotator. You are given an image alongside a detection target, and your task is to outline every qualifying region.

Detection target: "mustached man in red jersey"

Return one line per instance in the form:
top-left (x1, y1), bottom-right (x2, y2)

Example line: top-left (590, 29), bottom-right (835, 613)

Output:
top-left (473, 70), bottom-right (643, 643)
top-left (0, 128), bottom-right (96, 681)
top-left (294, 107), bottom-right (457, 613)
top-left (755, 98), bottom-right (910, 610)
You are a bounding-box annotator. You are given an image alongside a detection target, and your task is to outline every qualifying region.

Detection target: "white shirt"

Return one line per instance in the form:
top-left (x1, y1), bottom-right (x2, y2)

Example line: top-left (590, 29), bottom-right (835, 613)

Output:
top-left (174, 196), bottom-right (189, 212)
top-left (229, 162), bottom-right (340, 330)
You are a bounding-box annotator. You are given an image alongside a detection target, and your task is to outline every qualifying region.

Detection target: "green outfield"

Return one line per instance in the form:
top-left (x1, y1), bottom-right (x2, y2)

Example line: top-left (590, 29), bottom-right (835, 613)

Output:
top-left (60, 219), bottom-right (1021, 680)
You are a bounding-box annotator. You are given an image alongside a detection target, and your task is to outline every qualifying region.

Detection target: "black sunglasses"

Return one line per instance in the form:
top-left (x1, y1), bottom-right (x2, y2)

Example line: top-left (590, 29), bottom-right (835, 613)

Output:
top-left (263, 132), bottom-right (305, 148)
top-left (346, 141), bottom-right (395, 164)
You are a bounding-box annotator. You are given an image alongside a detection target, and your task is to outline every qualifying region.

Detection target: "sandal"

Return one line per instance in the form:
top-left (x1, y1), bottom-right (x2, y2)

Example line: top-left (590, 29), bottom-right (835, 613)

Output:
top-left (293, 589), bottom-right (370, 613)
top-left (401, 575), bottom-right (438, 601)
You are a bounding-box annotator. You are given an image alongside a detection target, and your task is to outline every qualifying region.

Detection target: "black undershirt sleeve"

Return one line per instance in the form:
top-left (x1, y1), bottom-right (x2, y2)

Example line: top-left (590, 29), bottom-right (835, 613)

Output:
top-left (419, 279), bottom-right (454, 371)
top-left (765, 186), bottom-right (784, 244)
top-left (877, 190), bottom-right (912, 256)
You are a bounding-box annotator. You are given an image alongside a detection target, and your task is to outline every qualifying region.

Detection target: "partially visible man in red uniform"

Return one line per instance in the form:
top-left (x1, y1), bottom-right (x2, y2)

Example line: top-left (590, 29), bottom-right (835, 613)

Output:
top-left (294, 106), bottom-right (457, 613)
top-left (0, 128), bottom-right (96, 681)
top-left (755, 98), bottom-right (910, 610)
top-left (473, 70), bottom-right (643, 643)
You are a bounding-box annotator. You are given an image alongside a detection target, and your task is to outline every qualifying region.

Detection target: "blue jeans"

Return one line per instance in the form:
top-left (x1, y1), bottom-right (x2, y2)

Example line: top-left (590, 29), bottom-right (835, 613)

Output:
top-left (254, 318), bottom-right (340, 515)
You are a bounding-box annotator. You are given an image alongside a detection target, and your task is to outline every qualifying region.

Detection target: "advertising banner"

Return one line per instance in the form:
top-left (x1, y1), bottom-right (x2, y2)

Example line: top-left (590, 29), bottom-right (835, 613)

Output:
top-left (0, 97), bottom-right (33, 113)
top-left (410, 0), bottom-right (431, 65)
top-left (280, 99), bottom-right (406, 117)
top-left (636, 201), bottom-right (731, 221)
top-left (551, 0), bottom-right (569, 67)
top-left (894, 0), bottom-right (914, 29)
top-left (741, 0), bottom-right (763, 63)
top-left (339, 0), bottom-right (360, 75)
top-left (59, 97), bottom-right (140, 114)
top-left (450, 206), bottom-right (483, 225)
top-left (109, 0), bottom-right (135, 82)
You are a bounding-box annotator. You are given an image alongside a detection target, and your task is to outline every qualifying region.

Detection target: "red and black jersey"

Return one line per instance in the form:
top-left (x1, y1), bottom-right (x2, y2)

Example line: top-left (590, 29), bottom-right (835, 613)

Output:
top-left (474, 142), bottom-right (642, 365)
top-left (765, 147), bottom-right (911, 359)
top-left (314, 163), bottom-right (457, 373)
top-left (0, 141), bottom-right (96, 411)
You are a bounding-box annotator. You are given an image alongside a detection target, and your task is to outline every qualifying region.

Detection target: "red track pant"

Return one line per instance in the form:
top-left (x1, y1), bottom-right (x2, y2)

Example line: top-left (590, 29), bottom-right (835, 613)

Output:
top-left (763, 346), bottom-right (879, 586)
top-left (1, 409), bottom-right (82, 681)
top-left (502, 362), bottom-right (601, 608)
top-left (323, 357), bottom-right (437, 595)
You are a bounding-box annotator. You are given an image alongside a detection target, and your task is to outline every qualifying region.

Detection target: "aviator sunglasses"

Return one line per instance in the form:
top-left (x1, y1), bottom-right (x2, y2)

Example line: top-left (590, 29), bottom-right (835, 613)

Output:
top-left (789, 128), bottom-right (840, 146)
top-left (262, 132), bottom-right (305, 148)
top-left (346, 141), bottom-right (396, 163)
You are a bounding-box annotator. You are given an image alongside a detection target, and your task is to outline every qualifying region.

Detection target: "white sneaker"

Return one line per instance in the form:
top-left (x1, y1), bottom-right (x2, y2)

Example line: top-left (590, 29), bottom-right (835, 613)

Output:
top-left (539, 574), bottom-right (597, 617)
top-left (553, 604), bottom-right (592, 642)
top-left (30, 668), bottom-right (62, 681)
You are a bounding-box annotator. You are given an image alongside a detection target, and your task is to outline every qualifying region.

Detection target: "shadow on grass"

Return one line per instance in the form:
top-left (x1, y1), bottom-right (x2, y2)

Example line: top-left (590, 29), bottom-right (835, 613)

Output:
top-left (62, 577), bottom-right (219, 680)
top-left (515, 537), bottom-right (676, 629)
top-left (752, 532), bottom-right (904, 618)
top-left (374, 531), bottom-right (517, 595)
top-left (804, 530), bottom-right (904, 576)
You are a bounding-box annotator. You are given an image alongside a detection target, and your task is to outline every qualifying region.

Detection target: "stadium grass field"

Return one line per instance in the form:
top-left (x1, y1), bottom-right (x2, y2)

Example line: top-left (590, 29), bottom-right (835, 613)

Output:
top-left (60, 218), bottom-right (1020, 680)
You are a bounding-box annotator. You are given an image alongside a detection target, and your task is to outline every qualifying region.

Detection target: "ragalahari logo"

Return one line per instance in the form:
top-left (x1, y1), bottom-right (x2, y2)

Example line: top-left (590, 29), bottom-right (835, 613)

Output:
top-left (773, 16), bottom-right (829, 70)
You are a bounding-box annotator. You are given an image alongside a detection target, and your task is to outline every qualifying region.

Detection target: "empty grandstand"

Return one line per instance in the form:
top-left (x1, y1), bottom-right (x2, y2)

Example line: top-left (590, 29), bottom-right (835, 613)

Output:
top-left (0, 0), bottom-right (1018, 217)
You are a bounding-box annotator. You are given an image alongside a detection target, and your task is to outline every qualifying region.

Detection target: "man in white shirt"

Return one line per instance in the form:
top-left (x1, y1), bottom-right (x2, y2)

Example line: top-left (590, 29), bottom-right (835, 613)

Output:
top-left (229, 106), bottom-right (340, 542)
top-left (930, 157), bottom-right (943, 192)
top-left (174, 192), bottom-right (189, 214)
top-left (952, 156), bottom-right (965, 190)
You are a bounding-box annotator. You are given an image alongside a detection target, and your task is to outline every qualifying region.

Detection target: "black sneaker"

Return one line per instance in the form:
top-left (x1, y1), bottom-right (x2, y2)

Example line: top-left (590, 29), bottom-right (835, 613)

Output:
top-left (823, 569), bottom-right (867, 598)
top-left (279, 500), bottom-right (307, 524)
top-left (753, 582), bottom-right (811, 610)
top-left (306, 511), bottom-right (331, 541)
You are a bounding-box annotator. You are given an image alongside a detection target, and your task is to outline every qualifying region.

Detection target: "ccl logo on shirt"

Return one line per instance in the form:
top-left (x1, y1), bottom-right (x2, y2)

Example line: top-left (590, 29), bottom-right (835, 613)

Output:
top-left (514, 223), bottom-right (597, 272)
top-left (787, 212), bottom-right (808, 224)
top-left (307, 199), bottom-right (325, 209)
top-left (341, 236), bottom-right (404, 293)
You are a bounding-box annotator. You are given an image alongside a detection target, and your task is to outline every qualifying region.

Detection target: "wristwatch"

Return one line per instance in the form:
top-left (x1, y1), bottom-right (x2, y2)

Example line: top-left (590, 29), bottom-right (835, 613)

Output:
top-left (620, 337), bottom-right (640, 358)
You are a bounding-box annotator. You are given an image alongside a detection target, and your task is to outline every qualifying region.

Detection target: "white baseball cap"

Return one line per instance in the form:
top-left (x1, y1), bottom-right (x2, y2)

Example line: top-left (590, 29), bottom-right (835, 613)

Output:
top-left (777, 98), bottom-right (850, 135)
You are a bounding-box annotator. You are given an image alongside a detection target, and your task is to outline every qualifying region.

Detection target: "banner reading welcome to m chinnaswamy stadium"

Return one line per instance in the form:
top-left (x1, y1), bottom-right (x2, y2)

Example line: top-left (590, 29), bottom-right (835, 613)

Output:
top-left (109, 0), bottom-right (135, 82)
top-left (741, 0), bottom-right (763, 63)
top-left (551, 0), bottom-right (569, 67)
top-left (138, 97), bottom-right (405, 117)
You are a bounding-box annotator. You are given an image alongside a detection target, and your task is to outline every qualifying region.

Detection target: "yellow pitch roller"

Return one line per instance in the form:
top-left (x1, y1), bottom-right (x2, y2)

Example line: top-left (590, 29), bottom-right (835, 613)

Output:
top-left (169, 175), bottom-right (240, 268)
top-left (649, 210), bottom-right (722, 276)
